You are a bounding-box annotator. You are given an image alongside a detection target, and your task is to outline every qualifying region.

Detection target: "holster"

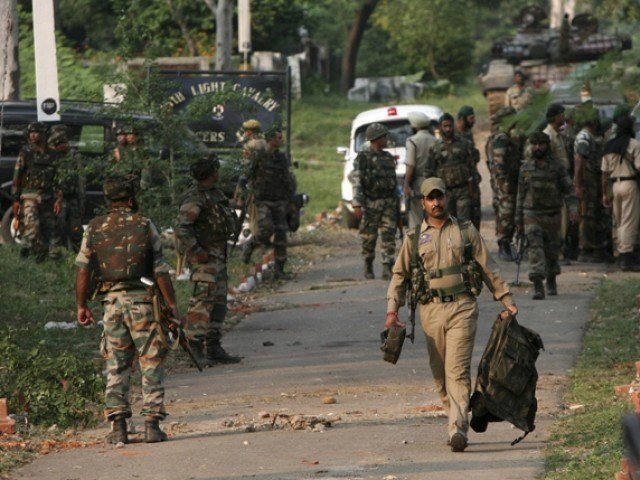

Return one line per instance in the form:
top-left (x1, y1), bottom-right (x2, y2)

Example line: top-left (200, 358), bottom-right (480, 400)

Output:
top-left (380, 326), bottom-right (406, 365)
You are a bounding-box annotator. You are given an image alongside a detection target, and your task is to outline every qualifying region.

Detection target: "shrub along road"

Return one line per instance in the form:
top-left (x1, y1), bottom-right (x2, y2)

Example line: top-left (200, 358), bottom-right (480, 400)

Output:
top-left (16, 162), bottom-right (612, 480)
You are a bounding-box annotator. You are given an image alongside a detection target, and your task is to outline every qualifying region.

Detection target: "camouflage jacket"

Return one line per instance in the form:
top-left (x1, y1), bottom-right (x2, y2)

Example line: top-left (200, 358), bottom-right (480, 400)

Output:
top-left (426, 136), bottom-right (474, 188)
top-left (75, 206), bottom-right (170, 292)
top-left (54, 150), bottom-right (83, 197)
top-left (487, 131), bottom-right (521, 194)
top-left (249, 149), bottom-right (293, 202)
top-left (515, 153), bottom-right (578, 225)
top-left (12, 145), bottom-right (58, 199)
top-left (457, 128), bottom-right (480, 165)
top-left (351, 149), bottom-right (398, 207)
top-left (574, 128), bottom-right (601, 174)
top-left (110, 146), bottom-right (152, 190)
top-left (175, 184), bottom-right (237, 255)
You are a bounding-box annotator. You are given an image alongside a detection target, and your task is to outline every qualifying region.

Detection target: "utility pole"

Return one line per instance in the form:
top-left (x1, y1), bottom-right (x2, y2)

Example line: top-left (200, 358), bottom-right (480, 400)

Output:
top-left (32, 0), bottom-right (60, 121)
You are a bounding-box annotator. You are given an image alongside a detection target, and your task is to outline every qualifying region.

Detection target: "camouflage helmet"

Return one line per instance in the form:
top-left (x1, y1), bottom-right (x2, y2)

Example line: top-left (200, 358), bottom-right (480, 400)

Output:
top-left (27, 122), bottom-right (46, 133)
top-left (190, 154), bottom-right (220, 181)
top-left (103, 174), bottom-right (138, 201)
top-left (490, 106), bottom-right (516, 126)
top-left (365, 123), bottom-right (388, 142)
top-left (242, 119), bottom-right (262, 132)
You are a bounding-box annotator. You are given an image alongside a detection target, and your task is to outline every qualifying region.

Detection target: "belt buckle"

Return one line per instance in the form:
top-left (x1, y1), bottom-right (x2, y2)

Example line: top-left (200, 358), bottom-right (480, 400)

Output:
top-left (442, 295), bottom-right (453, 303)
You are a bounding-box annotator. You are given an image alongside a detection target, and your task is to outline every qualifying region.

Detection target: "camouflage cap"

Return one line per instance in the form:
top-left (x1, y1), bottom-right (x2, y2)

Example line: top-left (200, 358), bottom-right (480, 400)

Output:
top-left (457, 105), bottom-right (475, 119)
top-left (27, 122), bottom-right (46, 133)
top-left (191, 154), bottom-right (220, 181)
top-left (103, 174), bottom-right (137, 201)
top-left (490, 106), bottom-right (516, 125)
top-left (407, 111), bottom-right (431, 129)
top-left (365, 123), bottom-right (388, 141)
top-left (529, 131), bottom-right (550, 145)
top-left (242, 119), bottom-right (262, 131)
top-left (420, 177), bottom-right (446, 197)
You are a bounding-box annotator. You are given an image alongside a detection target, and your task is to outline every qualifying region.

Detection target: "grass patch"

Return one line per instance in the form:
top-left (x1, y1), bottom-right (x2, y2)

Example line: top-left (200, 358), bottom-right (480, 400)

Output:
top-left (544, 277), bottom-right (640, 479)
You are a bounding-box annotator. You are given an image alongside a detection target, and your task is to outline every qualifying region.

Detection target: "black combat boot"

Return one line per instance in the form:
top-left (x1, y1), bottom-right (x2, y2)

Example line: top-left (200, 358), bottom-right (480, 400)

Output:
top-left (620, 253), bottom-right (640, 272)
top-left (188, 340), bottom-right (205, 368)
top-left (497, 240), bottom-right (514, 262)
top-left (241, 241), bottom-right (254, 265)
top-left (274, 260), bottom-right (287, 280)
top-left (532, 278), bottom-right (545, 300)
top-left (206, 340), bottom-right (242, 365)
top-left (381, 263), bottom-right (392, 280)
top-left (107, 415), bottom-right (128, 444)
top-left (144, 419), bottom-right (168, 443)
top-left (546, 275), bottom-right (557, 296)
top-left (364, 259), bottom-right (374, 279)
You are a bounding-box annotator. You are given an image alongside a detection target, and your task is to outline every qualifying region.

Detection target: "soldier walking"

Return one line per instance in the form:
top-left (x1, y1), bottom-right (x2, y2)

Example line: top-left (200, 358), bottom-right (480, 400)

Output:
top-left (385, 177), bottom-right (517, 452)
top-left (486, 107), bottom-right (520, 261)
top-left (75, 175), bottom-right (179, 444)
top-left (516, 132), bottom-right (579, 300)
top-left (425, 113), bottom-right (475, 224)
top-left (601, 115), bottom-right (640, 271)
top-left (456, 106), bottom-right (482, 229)
top-left (351, 123), bottom-right (398, 280)
top-left (11, 122), bottom-right (63, 261)
top-left (175, 155), bottom-right (241, 366)
top-left (239, 127), bottom-right (293, 278)
top-left (403, 112), bottom-right (437, 228)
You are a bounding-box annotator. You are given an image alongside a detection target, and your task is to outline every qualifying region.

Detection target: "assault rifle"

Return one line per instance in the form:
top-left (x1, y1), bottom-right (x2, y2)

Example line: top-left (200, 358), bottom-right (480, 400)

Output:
top-left (406, 279), bottom-right (416, 343)
top-left (514, 233), bottom-right (527, 286)
top-left (140, 276), bottom-right (203, 372)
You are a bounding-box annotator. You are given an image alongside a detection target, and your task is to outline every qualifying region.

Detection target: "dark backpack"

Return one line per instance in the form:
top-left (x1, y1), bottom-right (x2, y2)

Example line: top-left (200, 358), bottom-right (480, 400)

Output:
top-left (470, 313), bottom-right (544, 445)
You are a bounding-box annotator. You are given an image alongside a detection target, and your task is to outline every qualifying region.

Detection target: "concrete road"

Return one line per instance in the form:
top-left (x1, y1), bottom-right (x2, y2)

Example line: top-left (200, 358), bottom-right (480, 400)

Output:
top-left (15, 147), bottom-right (611, 480)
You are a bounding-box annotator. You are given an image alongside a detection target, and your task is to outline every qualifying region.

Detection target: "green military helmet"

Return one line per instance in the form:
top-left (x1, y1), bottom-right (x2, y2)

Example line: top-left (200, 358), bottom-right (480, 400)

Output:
top-left (190, 153), bottom-right (221, 181)
top-left (27, 122), bottom-right (47, 133)
top-left (103, 174), bottom-right (138, 201)
top-left (365, 123), bottom-right (388, 142)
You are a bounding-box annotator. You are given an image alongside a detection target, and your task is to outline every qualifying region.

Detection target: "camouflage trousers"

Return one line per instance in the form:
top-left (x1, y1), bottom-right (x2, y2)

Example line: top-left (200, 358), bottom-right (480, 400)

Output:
top-left (447, 186), bottom-right (472, 223)
top-left (186, 248), bottom-right (228, 345)
top-left (19, 195), bottom-right (61, 258)
top-left (59, 196), bottom-right (83, 250)
top-left (360, 197), bottom-right (397, 265)
top-left (496, 186), bottom-right (517, 243)
top-left (489, 171), bottom-right (500, 231)
top-left (579, 171), bottom-right (611, 254)
top-left (470, 176), bottom-right (481, 230)
top-left (253, 199), bottom-right (288, 263)
top-left (524, 212), bottom-right (562, 280)
top-left (101, 290), bottom-right (168, 420)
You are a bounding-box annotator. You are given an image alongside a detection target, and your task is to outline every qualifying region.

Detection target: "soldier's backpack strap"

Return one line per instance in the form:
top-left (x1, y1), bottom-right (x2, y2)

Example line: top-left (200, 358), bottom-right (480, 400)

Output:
top-left (459, 220), bottom-right (474, 263)
top-left (411, 225), bottom-right (421, 271)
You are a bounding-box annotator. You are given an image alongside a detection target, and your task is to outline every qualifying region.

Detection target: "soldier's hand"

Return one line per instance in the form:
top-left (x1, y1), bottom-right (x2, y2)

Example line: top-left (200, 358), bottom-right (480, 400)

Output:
top-left (569, 212), bottom-right (580, 224)
top-left (602, 195), bottom-right (612, 208)
top-left (353, 206), bottom-right (363, 220)
top-left (385, 311), bottom-right (406, 330)
top-left (53, 199), bottom-right (62, 216)
top-left (77, 306), bottom-right (95, 326)
top-left (501, 304), bottom-right (518, 319)
top-left (12, 201), bottom-right (20, 217)
top-left (403, 184), bottom-right (413, 198)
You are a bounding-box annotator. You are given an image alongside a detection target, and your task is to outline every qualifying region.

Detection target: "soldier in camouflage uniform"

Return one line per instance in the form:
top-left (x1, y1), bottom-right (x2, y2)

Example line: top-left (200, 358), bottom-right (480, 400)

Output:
top-left (110, 126), bottom-right (152, 190)
top-left (456, 106), bottom-right (482, 229)
top-left (426, 113), bottom-right (475, 224)
top-left (11, 122), bottom-right (63, 261)
top-left (505, 70), bottom-right (532, 112)
top-left (240, 127), bottom-right (293, 278)
top-left (573, 108), bottom-right (610, 263)
top-left (516, 132), bottom-right (579, 300)
top-left (351, 123), bottom-right (398, 280)
top-left (561, 108), bottom-right (580, 260)
top-left (49, 125), bottom-right (85, 250)
top-left (486, 107), bottom-right (519, 261)
top-left (75, 175), bottom-right (179, 444)
top-left (175, 155), bottom-right (241, 366)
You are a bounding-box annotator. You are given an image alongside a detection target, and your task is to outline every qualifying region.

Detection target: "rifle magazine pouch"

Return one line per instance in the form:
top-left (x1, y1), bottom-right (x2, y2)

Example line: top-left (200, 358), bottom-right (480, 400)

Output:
top-left (380, 326), bottom-right (406, 365)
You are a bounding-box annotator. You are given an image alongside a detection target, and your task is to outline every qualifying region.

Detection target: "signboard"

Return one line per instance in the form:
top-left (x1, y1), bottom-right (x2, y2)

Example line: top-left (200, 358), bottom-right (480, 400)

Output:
top-left (159, 70), bottom-right (290, 154)
top-left (32, 0), bottom-right (61, 122)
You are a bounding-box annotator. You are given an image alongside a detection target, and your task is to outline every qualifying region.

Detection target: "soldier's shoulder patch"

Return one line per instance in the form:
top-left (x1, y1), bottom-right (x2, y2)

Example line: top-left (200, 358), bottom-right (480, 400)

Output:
top-left (419, 231), bottom-right (432, 245)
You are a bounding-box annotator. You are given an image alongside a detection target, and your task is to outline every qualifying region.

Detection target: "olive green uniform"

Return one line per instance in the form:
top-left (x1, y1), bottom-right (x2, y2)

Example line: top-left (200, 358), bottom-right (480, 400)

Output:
top-left (387, 216), bottom-right (514, 441)
top-left (457, 129), bottom-right (482, 229)
top-left (405, 129), bottom-right (437, 227)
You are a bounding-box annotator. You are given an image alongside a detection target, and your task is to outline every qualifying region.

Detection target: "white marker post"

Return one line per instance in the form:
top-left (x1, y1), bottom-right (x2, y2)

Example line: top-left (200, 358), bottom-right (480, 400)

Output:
top-left (238, 0), bottom-right (251, 69)
top-left (32, 0), bottom-right (61, 122)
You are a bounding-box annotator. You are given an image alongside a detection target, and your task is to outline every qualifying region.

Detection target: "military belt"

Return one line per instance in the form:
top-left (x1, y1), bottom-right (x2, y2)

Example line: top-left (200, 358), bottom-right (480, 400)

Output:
top-left (611, 176), bottom-right (636, 183)
top-left (428, 292), bottom-right (473, 303)
top-left (427, 264), bottom-right (465, 279)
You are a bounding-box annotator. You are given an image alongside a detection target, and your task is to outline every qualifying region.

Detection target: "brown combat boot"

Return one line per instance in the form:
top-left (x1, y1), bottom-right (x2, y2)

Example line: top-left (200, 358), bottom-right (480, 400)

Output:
top-left (107, 415), bottom-right (128, 444)
top-left (450, 433), bottom-right (468, 452)
top-left (364, 259), bottom-right (374, 279)
top-left (144, 419), bottom-right (168, 443)
top-left (546, 275), bottom-right (557, 296)
top-left (532, 278), bottom-right (545, 300)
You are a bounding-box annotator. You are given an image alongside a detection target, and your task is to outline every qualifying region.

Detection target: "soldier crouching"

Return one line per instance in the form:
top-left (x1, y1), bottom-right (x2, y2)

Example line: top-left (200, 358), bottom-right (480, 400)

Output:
top-left (75, 174), bottom-right (180, 444)
top-left (175, 155), bottom-right (241, 366)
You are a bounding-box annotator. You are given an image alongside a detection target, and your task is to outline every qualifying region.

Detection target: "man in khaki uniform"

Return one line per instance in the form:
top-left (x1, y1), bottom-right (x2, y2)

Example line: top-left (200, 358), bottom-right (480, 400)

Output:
top-left (403, 112), bottom-right (437, 228)
top-left (504, 70), bottom-right (532, 112)
top-left (385, 177), bottom-right (518, 452)
top-left (602, 115), bottom-right (640, 271)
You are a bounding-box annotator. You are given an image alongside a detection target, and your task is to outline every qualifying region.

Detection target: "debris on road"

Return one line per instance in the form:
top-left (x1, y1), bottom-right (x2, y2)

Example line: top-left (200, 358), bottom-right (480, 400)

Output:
top-left (321, 396), bottom-right (337, 405)
top-left (221, 413), bottom-right (340, 433)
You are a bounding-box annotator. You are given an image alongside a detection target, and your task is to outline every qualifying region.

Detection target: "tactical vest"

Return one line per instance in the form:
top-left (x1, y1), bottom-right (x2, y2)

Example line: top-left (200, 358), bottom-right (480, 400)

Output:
top-left (359, 151), bottom-right (397, 199)
top-left (192, 188), bottom-right (237, 247)
top-left (435, 139), bottom-right (472, 188)
top-left (470, 313), bottom-right (544, 445)
top-left (489, 132), bottom-right (521, 181)
top-left (252, 150), bottom-right (291, 201)
top-left (409, 221), bottom-right (483, 305)
top-left (519, 159), bottom-right (564, 213)
top-left (88, 209), bottom-right (153, 282)
top-left (21, 147), bottom-right (57, 193)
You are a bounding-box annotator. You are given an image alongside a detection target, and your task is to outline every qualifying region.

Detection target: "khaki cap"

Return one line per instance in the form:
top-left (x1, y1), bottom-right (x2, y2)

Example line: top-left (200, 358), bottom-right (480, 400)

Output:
top-left (420, 177), bottom-right (446, 197)
top-left (242, 119), bottom-right (262, 131)
top-left (407, 111), bottom-right (430, 129)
